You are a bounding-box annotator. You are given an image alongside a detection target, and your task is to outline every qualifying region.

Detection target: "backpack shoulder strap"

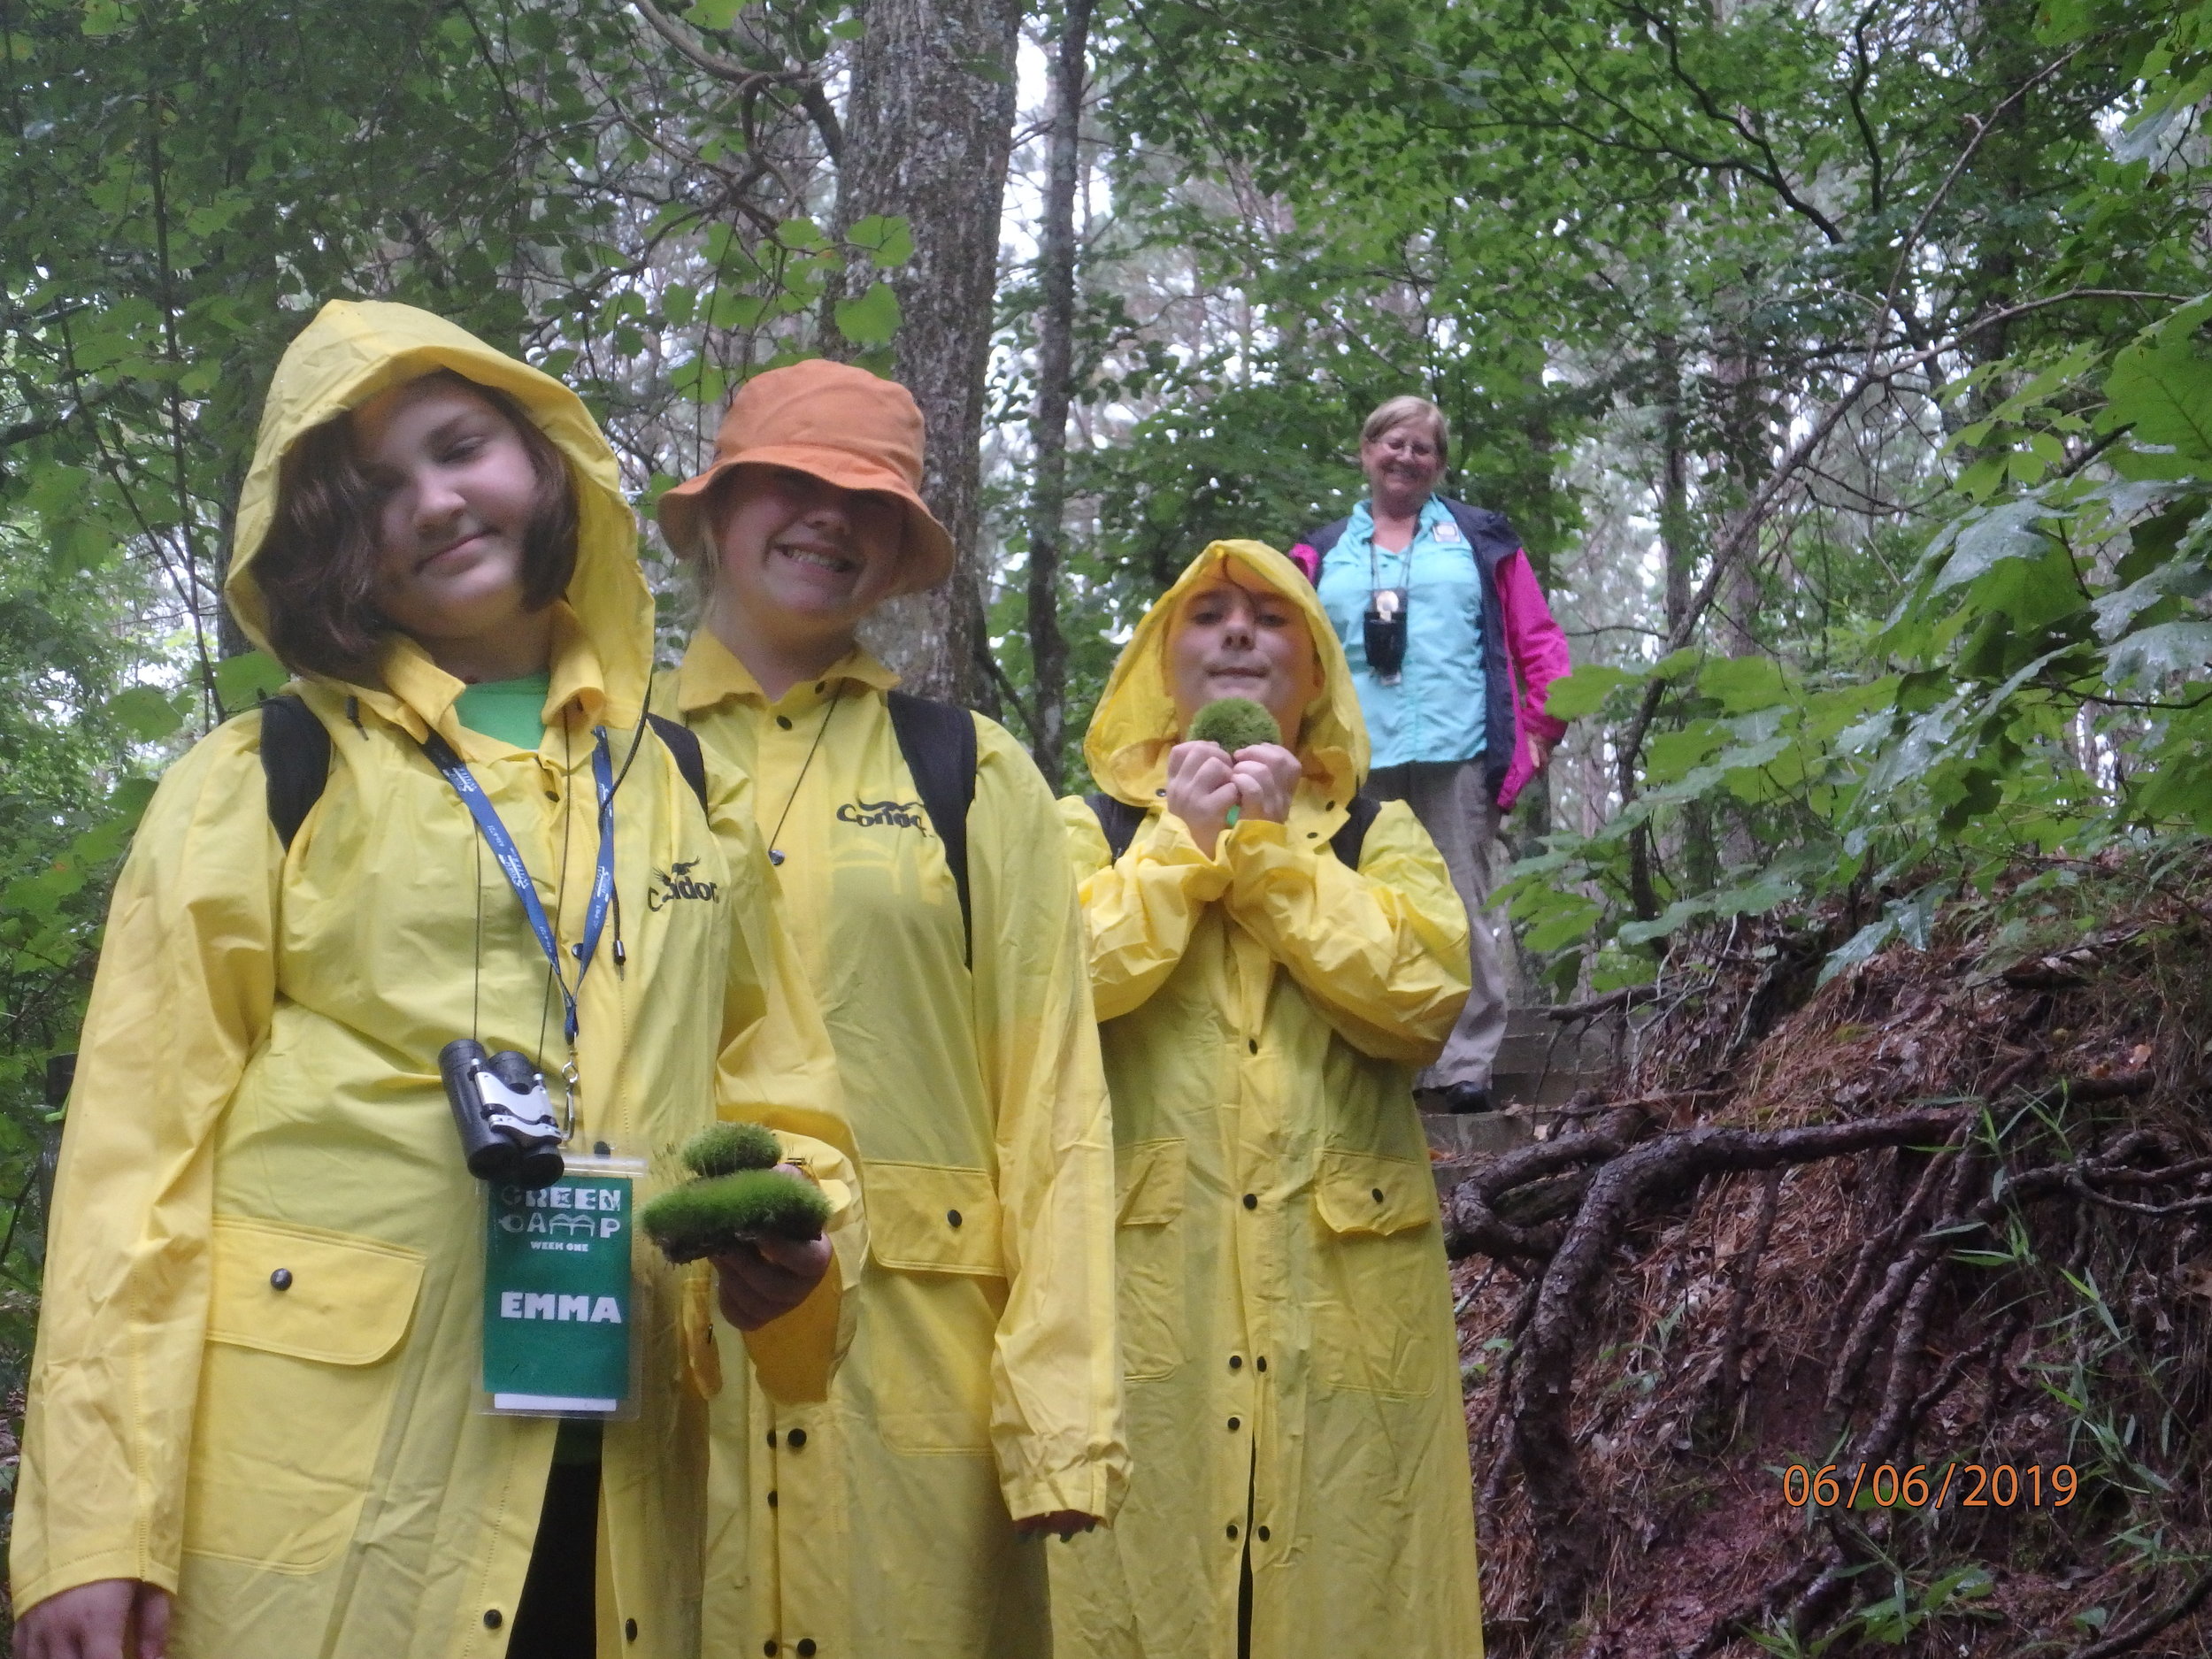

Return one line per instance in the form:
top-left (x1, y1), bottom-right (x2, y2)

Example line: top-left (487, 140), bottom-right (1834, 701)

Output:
top-left (885, 689), bottom-right (979, 966)
top-left (1086, 792), bottom-right (1148, 862)
top-left (1329, 793), bottom-right (1380, 871)
top-left (645, 712), bottom-right (710, 817)
top-left (259, 693), bottom-right (333, 852)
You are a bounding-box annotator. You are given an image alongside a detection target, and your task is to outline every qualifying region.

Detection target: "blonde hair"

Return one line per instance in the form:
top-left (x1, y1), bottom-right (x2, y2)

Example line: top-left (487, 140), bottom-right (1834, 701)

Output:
top-left (1360, 396), bottom-right (1449, 466)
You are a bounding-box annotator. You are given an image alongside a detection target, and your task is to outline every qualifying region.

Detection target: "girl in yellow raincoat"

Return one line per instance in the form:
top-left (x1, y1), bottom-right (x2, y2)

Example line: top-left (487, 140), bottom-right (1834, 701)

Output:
top-left (11, 301), bottom-right (853, 1659)
top-left (652, 359), bottom-right (1125, 1659)
top-left (1049, 540), bottom-right (1485, 1659)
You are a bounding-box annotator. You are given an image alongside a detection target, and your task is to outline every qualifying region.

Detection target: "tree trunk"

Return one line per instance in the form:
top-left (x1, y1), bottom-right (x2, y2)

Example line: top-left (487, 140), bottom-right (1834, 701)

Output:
top-left (833, 0), bottom-right (1022, 708)
top-left (1024, 0), bottom-right (1092, 784)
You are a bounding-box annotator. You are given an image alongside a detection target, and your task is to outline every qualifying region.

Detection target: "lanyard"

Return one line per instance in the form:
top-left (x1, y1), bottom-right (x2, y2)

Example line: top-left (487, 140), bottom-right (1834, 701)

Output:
top-left (420, 727), bottom-right (617, 1047)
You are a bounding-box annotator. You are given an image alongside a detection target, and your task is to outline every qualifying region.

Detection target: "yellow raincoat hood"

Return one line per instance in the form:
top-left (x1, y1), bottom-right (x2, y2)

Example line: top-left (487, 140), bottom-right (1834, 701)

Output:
top-left (225, 300), bottom-right (655, 730)
top-left (1084, 539), bottom-right (1365, 812)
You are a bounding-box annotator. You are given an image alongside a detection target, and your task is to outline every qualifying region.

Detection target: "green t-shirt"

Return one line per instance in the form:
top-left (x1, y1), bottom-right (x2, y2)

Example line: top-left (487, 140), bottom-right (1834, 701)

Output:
top-left (454, 672), bottom-right (551, 749)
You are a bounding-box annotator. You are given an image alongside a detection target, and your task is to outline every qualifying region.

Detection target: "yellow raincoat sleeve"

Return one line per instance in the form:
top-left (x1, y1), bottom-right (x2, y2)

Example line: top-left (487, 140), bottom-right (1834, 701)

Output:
top-left (973, 727), bottom-right (1128, 1524)
top-left (1055, 795), bottom-right (1230, 1022)
top-left (1219, 801), bottom-right (1470, 1064)
top-left (12, 724), bottom-right (278, 1610)
top-left (700, 767), bottom-right (864, 1407)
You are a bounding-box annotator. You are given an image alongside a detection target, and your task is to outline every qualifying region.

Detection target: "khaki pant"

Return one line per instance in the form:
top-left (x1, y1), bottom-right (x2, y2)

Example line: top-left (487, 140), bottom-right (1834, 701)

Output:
top-left (1366, 759), bottom-right (1508, 1092)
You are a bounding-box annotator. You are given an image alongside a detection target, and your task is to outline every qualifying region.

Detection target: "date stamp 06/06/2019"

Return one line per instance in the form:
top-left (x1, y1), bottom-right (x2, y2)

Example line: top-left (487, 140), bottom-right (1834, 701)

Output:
top-left (1781, 1463), bottom-right (2078, 1511)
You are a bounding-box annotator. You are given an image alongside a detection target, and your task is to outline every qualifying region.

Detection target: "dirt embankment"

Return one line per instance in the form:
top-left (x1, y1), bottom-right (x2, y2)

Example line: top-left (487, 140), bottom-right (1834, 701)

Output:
top-left (1455, 852), bottom-right (2212, 1658)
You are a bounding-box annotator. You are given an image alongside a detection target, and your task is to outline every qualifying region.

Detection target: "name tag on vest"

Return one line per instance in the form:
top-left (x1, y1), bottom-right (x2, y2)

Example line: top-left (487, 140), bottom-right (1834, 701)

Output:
top-left (482, 1164), bottom-right (636, 1415)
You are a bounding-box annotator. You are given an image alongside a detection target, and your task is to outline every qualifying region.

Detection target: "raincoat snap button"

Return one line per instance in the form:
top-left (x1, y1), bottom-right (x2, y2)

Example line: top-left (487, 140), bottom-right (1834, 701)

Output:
top-left (1241, 1193), bottom-right (1257, 1210)
top-left (1371, 1187), bottom-right (1386, 1203)
top-left (770, 849), bottom-right (786, 865)
top-left (626, 1619), bottom-right (639, 1641)
top-left (1247, 1039), bottom-right (1258, 1054)
top-left (767, 1490), bottom-right (778, 1508)
top-left (798, 1642), bottom-right (818, 1656)
top-left (946, 1209), bottom-right (963, 1228)
top-left (776, 716), bottom-right (794, 730)
top-left (1257, 1525), bottom-right (1271, 1541)
top-left (1226, 1523), bottom-right (1239, 1539)
top-left (767, 1430), bottom-right (777, 1447)
top-left (786, 1427), bottom-right (808, 1448)
top-left (1305, 831), bottom-right (1317, 839)
top-left (764, 1644), bottom-right (779, 1656)
top-left (1229, 1355), bottom-right (1242, 1370)
top-left (269, 1268), bottom-right (293, 1291)
top-left (1227, 1417), bottom-right (1240, 1431)
top-left (1256, 1356), bottom-right (1268, 1372)
top-left (483, 1609), bottom-right (503, 1629)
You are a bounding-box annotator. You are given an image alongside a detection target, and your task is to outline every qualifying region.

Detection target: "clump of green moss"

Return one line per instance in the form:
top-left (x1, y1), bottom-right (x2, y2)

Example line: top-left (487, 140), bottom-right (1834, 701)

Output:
top-left (680, 1120), bottom-right (783, 1179)
top-left (1187, 696), bottom-right (1280, 752)
top-left (641, 1121), bottom-right (830, 1261)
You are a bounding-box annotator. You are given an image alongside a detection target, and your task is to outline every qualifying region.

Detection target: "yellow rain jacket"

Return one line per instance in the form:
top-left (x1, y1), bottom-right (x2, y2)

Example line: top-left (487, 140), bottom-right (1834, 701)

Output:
top-left (1048, 540), bottom-right (1484, 1659)
top-left (672, 635), bottom-right (1126, 1659)
top-left (11, 301), bottom-right (855, 1659)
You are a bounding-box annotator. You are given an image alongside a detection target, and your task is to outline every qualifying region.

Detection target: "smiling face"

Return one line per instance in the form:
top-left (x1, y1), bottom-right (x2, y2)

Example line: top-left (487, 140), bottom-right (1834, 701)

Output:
top-left (706, 465), bottom-right (907, 657)
top-left (1359, 416), bottom-right (1447, 518)
top-left (355, 377), bottom-right (549, 671)
top-left (1167, 570), bottom-right (1322, 745)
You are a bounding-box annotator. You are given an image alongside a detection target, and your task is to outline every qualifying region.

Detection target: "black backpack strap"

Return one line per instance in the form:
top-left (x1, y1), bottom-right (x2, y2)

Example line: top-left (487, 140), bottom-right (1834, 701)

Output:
top-left (885, 690), bottom-right (978, 966)
top-left (1086, 792), bottom-right (1149, 862)
top-left (259, 693), bottom-right (333, 851)
top-left (1329, 794), bottom-right (1380, 870)
top-left (645, 712), bottom-right (710, 817)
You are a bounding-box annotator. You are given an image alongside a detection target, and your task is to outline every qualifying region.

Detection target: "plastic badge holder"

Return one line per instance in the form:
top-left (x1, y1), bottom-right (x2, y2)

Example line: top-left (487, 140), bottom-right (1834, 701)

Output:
top-left (480, 1153), bottom-right (646, 1420)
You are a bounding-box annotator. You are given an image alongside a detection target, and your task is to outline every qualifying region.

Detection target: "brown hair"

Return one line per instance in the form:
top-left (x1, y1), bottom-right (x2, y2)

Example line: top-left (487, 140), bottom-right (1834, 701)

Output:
top-left (1359, 395), bottom-right (1449, 467)
top-left (252, 372), bottom-right (579, 679)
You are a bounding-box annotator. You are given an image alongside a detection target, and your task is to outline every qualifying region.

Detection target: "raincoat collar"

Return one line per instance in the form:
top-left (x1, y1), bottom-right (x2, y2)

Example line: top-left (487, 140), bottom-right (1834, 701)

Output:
top-left (675, 628), bottom-right (899, 718)
top-left (224, 299), bottom-right (655, 736)
top-left (369, 603), bottom-right (611, 749)
top-left (1085, 538), bottom-right (1367, 813)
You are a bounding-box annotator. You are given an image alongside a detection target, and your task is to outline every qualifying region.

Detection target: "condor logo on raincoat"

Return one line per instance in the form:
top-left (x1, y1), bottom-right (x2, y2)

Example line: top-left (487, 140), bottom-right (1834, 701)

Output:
top-left (646, 859), bottom-right (720, 909)
top-left (835, 796), bottom-right (932, 834)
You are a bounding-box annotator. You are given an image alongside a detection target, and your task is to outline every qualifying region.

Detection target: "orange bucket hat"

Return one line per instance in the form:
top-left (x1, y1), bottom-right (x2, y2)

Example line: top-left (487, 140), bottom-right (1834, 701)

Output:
top-left (656, 359), bottom-right (955, 595)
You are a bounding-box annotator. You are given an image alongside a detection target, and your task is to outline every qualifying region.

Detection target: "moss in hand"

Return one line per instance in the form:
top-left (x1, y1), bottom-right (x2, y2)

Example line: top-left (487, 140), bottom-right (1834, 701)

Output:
top-left (641, 1168), bottom-right (833, 1263)
top-left (680, 1120), bottom-right (783, 1179)
top-left (1187, 696), bottom-right (1281, 753)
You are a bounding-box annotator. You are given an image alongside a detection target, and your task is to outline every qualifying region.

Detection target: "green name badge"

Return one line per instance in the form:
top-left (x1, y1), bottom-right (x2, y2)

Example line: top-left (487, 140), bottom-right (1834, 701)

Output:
top-left (482, 1166), bottom-right (635, 1415)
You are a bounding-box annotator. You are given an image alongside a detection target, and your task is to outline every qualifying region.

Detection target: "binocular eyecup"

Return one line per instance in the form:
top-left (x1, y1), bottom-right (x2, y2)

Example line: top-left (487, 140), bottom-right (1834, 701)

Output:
top-left (440, 1038), bottom-right (565, 1189)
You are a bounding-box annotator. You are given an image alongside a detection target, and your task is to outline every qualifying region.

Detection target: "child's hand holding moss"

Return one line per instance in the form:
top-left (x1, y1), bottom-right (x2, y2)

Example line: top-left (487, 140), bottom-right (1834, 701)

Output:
top-left (643, 1122), bottom-right (835, 1330)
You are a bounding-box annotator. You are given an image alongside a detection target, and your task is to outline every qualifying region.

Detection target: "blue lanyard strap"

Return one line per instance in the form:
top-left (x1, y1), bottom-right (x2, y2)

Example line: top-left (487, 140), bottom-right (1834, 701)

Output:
top-left (419, 727), bottom-right (617, 1047)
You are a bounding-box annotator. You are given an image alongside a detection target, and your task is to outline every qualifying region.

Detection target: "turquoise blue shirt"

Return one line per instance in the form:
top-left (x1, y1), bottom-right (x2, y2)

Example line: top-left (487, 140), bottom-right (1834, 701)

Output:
top-left (1315, 495), bottom-right (1486, 768)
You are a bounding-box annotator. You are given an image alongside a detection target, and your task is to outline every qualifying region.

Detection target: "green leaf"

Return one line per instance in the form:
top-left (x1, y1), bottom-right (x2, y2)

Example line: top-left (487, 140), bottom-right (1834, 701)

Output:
top-left (1929, 499), bottom-right (2050, 594)
top-left (1543, 663), bottom-right (1635, 719)
top-left (2104, 619), bottom-right (2212, 684)
top-left (833, 281), bottom-right (902, 346)
top-left (2104, 296), bottom-right (2212, 464)
top-left (105, 685), bottom-right (184, 741)
top-left (686, 0), bottom-right (744, 28)
top-left (1521, 895), bottom-right (1601, 952)
top-left (846, 214), bottom-right (915, 268)
top-left (1697, 654), bottom-right (1789, 713)
top-left (213, 651), bottom-right (289, 709)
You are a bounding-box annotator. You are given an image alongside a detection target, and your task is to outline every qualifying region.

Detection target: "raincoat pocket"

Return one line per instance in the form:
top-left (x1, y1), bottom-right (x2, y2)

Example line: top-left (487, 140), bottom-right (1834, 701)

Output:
top-left (866, 1163), bottom-right (1006, 1453)
top-left (182, 1217), bottom-right (426, 1572)
top-left (1309, 1150), bottom-right (1440, 1397)
top-left (1115, 1138), bottom-right (1187, 1380)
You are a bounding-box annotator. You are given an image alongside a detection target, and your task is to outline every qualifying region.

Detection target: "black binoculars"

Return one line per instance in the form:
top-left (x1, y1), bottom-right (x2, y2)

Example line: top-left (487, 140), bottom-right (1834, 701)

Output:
top-left (440, 1039), bottom-right (565, 1188)
top-left (1363, 588), bottom-right (1409, 682)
